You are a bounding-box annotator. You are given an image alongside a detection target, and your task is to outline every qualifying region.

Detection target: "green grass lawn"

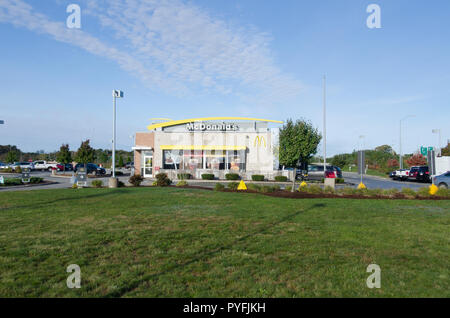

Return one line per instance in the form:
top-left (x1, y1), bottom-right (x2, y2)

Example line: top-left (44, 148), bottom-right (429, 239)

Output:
top-left (0, 187), bottom-right (449, 298)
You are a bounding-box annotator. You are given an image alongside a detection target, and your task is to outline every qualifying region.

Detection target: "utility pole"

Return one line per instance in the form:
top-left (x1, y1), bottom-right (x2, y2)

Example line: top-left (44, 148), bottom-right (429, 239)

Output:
top-left (399, 115), bottom-right (414, 169)
top-left (323, 75), bottom-right (327, 177)
top-left (110, 90), bottom-right (123, 187)
top-left (432, 129), bottom-right (441, 156)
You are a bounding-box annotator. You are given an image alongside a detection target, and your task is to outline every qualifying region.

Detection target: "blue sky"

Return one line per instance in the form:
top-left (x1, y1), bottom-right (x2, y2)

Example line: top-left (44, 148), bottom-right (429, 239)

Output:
top-left (0, 0), bottom-right (449, 155)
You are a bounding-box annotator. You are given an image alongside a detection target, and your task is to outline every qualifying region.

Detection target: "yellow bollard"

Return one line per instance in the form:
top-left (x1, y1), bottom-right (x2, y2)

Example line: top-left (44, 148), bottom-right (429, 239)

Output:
top-left (357, 182), bottom-right (367, 190)
top-left (429, 184), bottom-right (438, 195)
top-left (237, 180), bottom-right (247, 191)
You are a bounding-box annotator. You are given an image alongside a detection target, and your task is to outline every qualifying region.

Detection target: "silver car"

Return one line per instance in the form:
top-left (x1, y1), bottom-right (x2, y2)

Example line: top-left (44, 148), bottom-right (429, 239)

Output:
top-left (433, 171), bottom-right (450, 189)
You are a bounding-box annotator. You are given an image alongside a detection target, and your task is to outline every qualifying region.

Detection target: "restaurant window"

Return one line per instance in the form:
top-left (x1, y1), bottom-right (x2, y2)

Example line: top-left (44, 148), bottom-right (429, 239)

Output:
top-left (182, 150), bottom-right (203, 170)
top-left (227, 150), bottom-right (246, 171)
top-left (163, 150), bottom-right (183, 169)
top-left (205, 150), bottom-right (226, 170)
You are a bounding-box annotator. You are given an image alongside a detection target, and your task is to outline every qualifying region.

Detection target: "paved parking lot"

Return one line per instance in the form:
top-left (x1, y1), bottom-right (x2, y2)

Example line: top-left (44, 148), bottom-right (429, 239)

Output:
top-left (0, 170), bottom-right (430, 192)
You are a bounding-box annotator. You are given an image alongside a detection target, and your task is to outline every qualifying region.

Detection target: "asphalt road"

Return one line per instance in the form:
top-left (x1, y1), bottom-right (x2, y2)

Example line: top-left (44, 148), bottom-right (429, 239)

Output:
top-left (0, 170), bottom-right (430, 192)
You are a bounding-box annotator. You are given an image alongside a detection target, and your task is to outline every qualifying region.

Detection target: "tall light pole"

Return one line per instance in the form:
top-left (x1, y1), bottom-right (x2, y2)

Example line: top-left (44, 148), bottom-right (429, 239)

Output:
top-left (359, 135), bottom-right (365, 184)
top-left (399, 115), bottom-right (415, 169)
top-left (112, 90), bottom-right (124, 181)
top-left (432, 129), bottom-right (441, 156)
top-left (323, 75), bottom-right (327, 176)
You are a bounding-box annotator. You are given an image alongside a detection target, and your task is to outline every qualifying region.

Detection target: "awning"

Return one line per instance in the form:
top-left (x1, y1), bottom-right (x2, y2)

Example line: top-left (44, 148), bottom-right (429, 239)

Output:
top-left (132, 146), bottom-right (153, 150)
top-left (160, 145), bottom-right (246, 151)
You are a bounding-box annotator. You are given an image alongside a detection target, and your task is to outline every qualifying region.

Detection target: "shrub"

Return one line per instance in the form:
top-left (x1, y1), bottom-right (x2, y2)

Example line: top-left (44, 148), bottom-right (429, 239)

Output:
top-left (5, 178), bottom-right (23, 186)
top-left (30, 177), bottom-right (43, 184)
top-left (152, 181), bottom-right (158, 186)
top-left (416, 187), bottom-right (431, 198)
top-left (272, 185), bottom-right (281, 191)
top-left (129, 174), bottom-right (144, 187)
top-left (305, 185), bottom-right (323, 194)
top-left (155, 173), bottom-right (172, 187)
top-left (118, 180), bottom-right (125, 188)
top-left (275, 176), bottom-right (288, 182)
top-left (228, 182), bottom-right (239, 190)
top-left (251, 175), bottom-right (265, 182)
top-left (214, 183), bottom-right (225, 191)
top-left (436, 188), bottom-right (450, 198)
top-left (15, 167), bottom-right (22, 173)
top-left (285, 186), bottom-right (292, 192)
top-left (383, 188), bottom-right (399, 197)
top-left (339, 187), bottom-right (358, 196)
top-left (225, 173), bottom-right (240, 180)
top-left (176, 180), bottom-right (188, 187)
top-left (71, 183), bottom-right (78, 189)
top-left (324, 186), bottom-right (335, 194)
top-left (401, 187), bottom-right (417, 198)
top-left (260, 185), bottom-right (275, 193)
top-left (91, 180), bottom-right (103, 188)
top-left (177, 173), bottom-right (191, 180)
top-left (0, 168), bottom-right (13, 173)
top-left (247, 184), bottom-right (261, 192)
top-left (336, 178), bottom-right (345, 184)
top-left (201, 174), bottom-right (215, 180)
top-left (367, 188), bottom-right (383, 197)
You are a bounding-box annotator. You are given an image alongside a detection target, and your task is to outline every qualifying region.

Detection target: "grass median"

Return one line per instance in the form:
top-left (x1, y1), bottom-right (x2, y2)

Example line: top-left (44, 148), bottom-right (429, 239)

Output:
top-left (0, 187), bottom-right (448, 297)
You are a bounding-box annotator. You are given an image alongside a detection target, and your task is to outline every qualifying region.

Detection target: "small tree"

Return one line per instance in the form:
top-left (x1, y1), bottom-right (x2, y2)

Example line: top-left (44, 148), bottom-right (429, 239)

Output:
top-left (56, 144), bottom-right (72, 171)
top-left (406, 153), bottom-right (427, 166)
top-left (118, 156), bottom-right (124, 168)
top-left (75, 140), bottom-right (96, 164)
top-left (279, 119), bottom-right (322, 192)
top-left (441, 142), bottom-right (450, 156)
top-left (5, 150), bottom-right (19, 163)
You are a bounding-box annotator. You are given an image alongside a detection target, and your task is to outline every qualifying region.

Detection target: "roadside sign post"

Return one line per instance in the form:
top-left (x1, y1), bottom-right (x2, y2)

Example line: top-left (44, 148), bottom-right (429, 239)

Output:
top-left (77, 165), bottom-right (88, 188)
top-left (358, 150), bottom-right (366, 187)
top-left (21, 168), bottom-right (31, 184)
top-left (427, 150), bottom-right (436, 179)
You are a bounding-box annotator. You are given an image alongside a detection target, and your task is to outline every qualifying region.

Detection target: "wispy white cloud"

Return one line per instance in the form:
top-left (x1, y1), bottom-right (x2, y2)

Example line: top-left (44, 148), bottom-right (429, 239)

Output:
top-left (0, 0), bottom-right (303, 104)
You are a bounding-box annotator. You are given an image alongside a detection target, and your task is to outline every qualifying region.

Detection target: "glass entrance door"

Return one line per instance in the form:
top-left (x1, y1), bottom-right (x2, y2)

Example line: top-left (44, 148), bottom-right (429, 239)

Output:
top-left (144, 155), bottom-right (153, 177)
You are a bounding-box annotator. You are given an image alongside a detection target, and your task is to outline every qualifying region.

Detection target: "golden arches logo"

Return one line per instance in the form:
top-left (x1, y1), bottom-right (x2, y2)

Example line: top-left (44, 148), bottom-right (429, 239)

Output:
top-left (254, 136), bottom-right (267, 148)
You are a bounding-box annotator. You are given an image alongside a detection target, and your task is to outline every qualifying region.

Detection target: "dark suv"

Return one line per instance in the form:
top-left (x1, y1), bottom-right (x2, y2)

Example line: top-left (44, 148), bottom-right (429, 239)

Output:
top-left (408, 166), bottom-right (430, 183)
top-left (74, 163), bottom-right (106, 175)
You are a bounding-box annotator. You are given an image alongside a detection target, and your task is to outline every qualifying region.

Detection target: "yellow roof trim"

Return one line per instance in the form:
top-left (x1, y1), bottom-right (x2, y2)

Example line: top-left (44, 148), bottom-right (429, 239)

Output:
top-left (160, 145), bottom-right (246, 151)
top-left (147, 117), bottom-right (283, 130)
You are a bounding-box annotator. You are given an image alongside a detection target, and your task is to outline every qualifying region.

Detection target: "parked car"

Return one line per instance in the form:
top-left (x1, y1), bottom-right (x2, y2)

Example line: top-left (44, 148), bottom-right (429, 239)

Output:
top-left (74, 163), bottom-right (106, 175)
top-left (11, 162), bottom-right (35, 171)
top-left (33, 160), bottom-right (58, 171)
top-left (389, 171), bottom-right (397, 179)
top-left (0, 162), bottom-right (9, 169)
top-left (297, 164), bottom-right (337, 180)
top-left (433, 171), bottom-right (450, 189)
top-left (125, 162), bottom-right (134, 169)
top-left (408, 166), bottom-right (430, 183)
top-left (393, 169), bottom-right (410, 181)
top-left (55, 163), bottom-right (73, 171)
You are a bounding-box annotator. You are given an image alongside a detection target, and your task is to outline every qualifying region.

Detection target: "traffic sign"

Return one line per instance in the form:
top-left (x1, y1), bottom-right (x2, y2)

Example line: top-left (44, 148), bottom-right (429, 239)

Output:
top-left (0, 120), bottom-right (4, 124)
top-left (421, 146), bottom-right (434, 156)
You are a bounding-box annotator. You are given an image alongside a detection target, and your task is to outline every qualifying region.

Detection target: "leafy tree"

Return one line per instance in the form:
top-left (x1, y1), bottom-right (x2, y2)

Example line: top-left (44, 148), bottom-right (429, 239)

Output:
top-left (75, 140), bottom-right (96, 164)
top-left (375, 145), bottom-right (395, 155)
top-left (5, 150), bottom-right (19, 163)
top-left (387, 158), bottom-right (399, 169)
top-left (406, 153), bottom-right (427, 166)
top-left (279, 119), bottom-right (322, 191)
top-left (56, 144), bottom-right (72, 165)
top-left (441, 142), bottom-right (450, 156)
top-left (330, 154), bottom-right (352, 168)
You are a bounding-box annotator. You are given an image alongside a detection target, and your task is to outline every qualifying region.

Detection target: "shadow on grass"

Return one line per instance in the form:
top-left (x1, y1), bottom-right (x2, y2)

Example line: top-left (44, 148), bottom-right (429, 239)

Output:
top-left (0, 189), bottom-right (124, 212)
top-left (106, 203), bottom-right (326, 297)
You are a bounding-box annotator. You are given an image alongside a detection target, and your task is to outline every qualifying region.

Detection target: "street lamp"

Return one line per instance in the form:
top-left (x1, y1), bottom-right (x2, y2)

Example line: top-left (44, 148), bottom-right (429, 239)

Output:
top-left (399, 115), bottom-right (415, 169)
top-left (111, 90), bottom-right (124, 185)
top-left (432, 129), bottom-right (441, 156)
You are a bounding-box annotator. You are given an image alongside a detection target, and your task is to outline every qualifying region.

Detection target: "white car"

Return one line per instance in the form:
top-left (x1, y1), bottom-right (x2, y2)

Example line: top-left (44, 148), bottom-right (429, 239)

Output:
top-left (33, 160), bottom-right (58, 171)
top-left (394, 169), bottom-right (410, 181)
top-left (0, 162), bottom-right (9, 169)
top-left (11, 162), bottom-right (35, 171)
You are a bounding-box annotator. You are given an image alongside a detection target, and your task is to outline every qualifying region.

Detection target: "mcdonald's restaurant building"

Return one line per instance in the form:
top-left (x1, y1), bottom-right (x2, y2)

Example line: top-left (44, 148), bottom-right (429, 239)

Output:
top-left (133, 117), bottom-right (287, 180)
